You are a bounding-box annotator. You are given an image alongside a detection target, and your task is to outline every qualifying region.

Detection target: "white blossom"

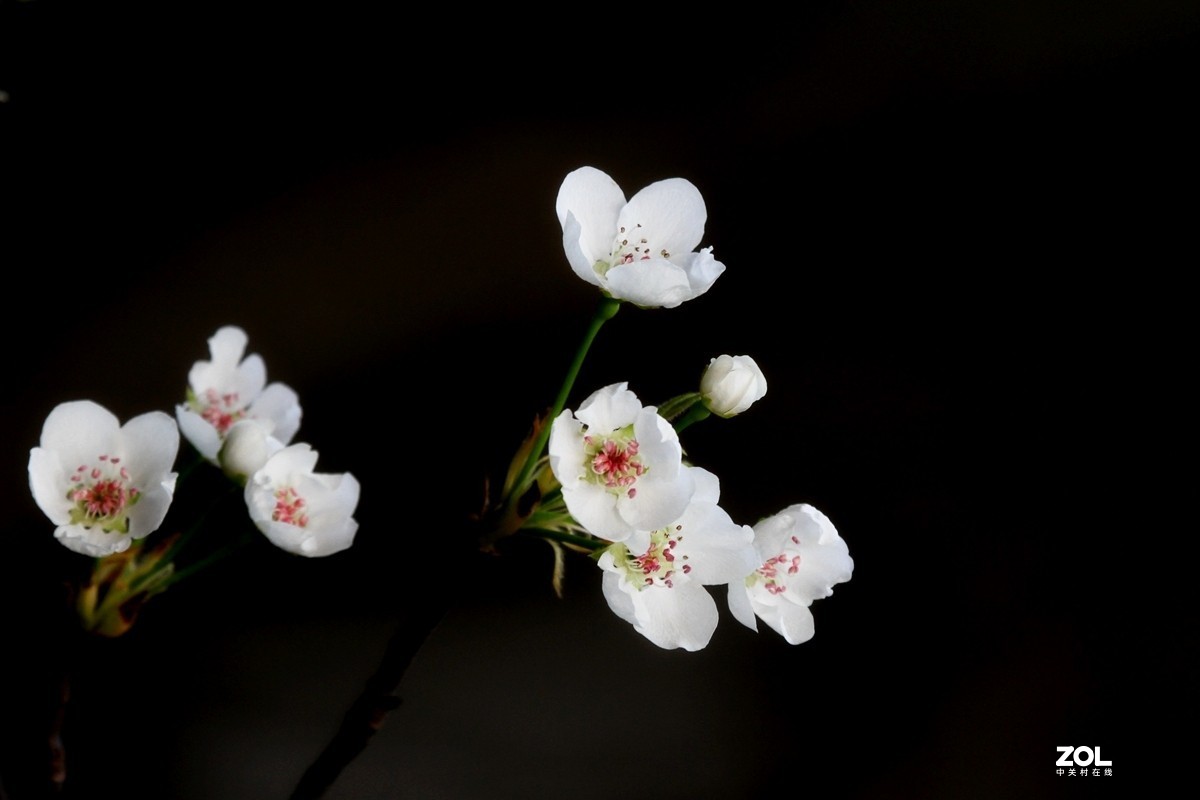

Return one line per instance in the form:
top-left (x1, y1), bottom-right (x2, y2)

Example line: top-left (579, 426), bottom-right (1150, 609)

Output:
top-left (556, 167), bottom-right (725, 308)
top-left (548, 382), bottom-right (693, 542)
top-left (29, 401), bottom-right (179, 557)
top-left (176, 326), bottom-right (301, 462)
top-left (728, 504), bottom-right (853, 645)
top-left (245, 443), bottom-right (359, 557)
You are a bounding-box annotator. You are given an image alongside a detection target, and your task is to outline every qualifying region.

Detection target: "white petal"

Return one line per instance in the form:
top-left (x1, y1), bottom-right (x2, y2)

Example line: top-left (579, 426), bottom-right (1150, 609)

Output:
top-left (574, 382), bottom-right (639, 432)
top-left (260, 443), bottom-right (320, 484)
top-left (118, 411), bottom-right (180, 486)
top-left (617, 464), bottom-right (693, 533)
top-left (628, 583), bottom-right (718, 651)
top-left (689, 466), bottom-right (721, 506)
top-left (40, 401), bottom-right (120, 468)
top-left (775, 602), bottom-right (817, 645)
top-left (561, 212), bottom-right (604, 286)
top-left (28, 447), bottom-right (71, 524)
top-left (599, 567), bottom-right (639, 628)
top-left (548, 411), bottom-right (587, 484)
top-left (556, 167), bottom-right (625, 266)
top-left (562, 483), bottom-right (633, 541)
top-left (604, 259), bottom-right (693, 308)
top-left (54, 524), bottom-right (132, 558)
top-left (125, 482), bottom-right (175, 540)
top-left (249, 382), bottom-right (302, 445)
top-left (727, 582), bottom-right (758, 632)
top-left (679, 247), bottom-right (725, 299)
top-left (617, 177), bottom-right (706, 258)
top-left (175, 406), bottom-right (222, 461)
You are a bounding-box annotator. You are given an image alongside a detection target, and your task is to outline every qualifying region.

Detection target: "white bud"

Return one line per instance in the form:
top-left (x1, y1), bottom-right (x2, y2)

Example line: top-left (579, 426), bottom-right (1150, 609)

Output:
top-left (219, 420), bottom-right (281, 483)
top-left (700, 355), bottom-right (767, 418)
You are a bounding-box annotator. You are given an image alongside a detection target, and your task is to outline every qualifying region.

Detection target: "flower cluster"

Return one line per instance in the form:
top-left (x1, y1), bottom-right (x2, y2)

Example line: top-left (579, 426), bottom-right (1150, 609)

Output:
top-left (28, 326), bottom-right (360, 635)
top-left (513, 166), bottom-right (854, 650)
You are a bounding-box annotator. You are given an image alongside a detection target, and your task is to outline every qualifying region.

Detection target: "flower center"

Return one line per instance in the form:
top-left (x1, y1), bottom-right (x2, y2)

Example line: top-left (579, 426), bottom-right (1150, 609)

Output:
top-left (608, 524), bottom-right (690, 591)
top-left (66, 454), bottom-right (141, 534)
top-left (191, 389), bottom-right (246, 435)
top-left (595, 223), bottom-right (671, 276)
top-left (272, 486), bottom-right (309, 528)
top-left (748, 535), bottom-right (803, 595)
top-left (582, 425), bottom-right (646, 498)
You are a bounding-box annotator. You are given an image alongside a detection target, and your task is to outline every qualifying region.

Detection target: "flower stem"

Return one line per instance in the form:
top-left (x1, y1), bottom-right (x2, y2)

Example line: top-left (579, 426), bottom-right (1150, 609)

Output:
top-left (507, 297), bottom-right (621, 501)
top-left (161, 531), bottom-right (254, 588)
top-left (524, 527), bottom-right (607, 552)
top-left (129, 483), bottom-right (239, 592)
top-left (289, 597), bottom-right (449, 800)
top-left (673, 404), bottom-right (711, 433)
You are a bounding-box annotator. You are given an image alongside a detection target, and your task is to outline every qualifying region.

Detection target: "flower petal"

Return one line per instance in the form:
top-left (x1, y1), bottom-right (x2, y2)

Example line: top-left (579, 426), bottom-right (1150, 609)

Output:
top-left (628, 583), bottom-right (719, 651)
top-left (556, 167), bottom-right (626, 267)
top-left (40, 401), bottom-right (119, 469)
top-left (28, 447), bottom-right (70, 524)
top-left (616, 177), bottom-right (706, 259)
top-left (548, 411), bottom-right (587, 483)
top-left (55, 523), bottom-right (133, 558)
top-left (603, 258), bottom-right (693, 308)
top-left (561, 212), bottom-right (604, 287)
top-left (727, 582), bottom-right (758, 632)
top-left (118, 411), bottom-right (180, 487)
top-left (249, 382), bottom-right (302, 445)
top-left (574, 382), bottom-right (640, 432)
top-left (562, 483), bottom-right (633, 542)
top-left (679, 247), bottom-right (725, 300)
top-left (125, 482), bottom-right (176, 540)
top-left (176, 406), bottom-right (222, 461)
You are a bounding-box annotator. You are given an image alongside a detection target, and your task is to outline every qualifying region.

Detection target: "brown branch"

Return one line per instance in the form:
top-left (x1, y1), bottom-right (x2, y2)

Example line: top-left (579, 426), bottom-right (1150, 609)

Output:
top-left (48, 667), bottom-right (69, 794)
top-left (288, 600), bottom-right (448, 800)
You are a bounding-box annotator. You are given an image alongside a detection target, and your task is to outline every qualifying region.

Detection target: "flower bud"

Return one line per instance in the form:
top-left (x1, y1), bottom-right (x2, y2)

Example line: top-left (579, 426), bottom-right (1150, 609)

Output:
top-left (219, 420), bottom-right (281, 483)
top-left (700, 355), bottom-right (767, 418)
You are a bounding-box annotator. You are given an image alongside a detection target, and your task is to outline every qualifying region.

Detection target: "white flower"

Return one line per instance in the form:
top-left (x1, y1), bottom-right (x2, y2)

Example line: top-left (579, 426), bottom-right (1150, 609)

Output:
top-left (29, 401), bottom-right (179, 557)
top-left (701, 354), bottom-right (768, 418)
top-left (728, 504), bottom-right (854, 645)
top-left (245, 443), bottom-right (359, 557)
top-left (549, 382), bottom-right (694, 541)
top-left (598, 467), bottom-right (757, 651)
top-left (176, 326), bottom-right (301, 462)
top-left (555, 166), bottom-right (726, 308)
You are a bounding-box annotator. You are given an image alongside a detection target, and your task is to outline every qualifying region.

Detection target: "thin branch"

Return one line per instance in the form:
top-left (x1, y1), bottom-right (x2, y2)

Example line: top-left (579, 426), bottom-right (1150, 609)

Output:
top-left (288, 600), bottom-right (448, 800)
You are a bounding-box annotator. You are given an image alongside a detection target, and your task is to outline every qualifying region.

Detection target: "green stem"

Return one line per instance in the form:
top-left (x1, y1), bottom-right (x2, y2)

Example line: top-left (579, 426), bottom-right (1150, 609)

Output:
top-left (163, 532), bottom-right (254, 588)
top-left (130, 483), bottom-right (239, 591)
top-left (657, 392), bottom-right (703, 421)
top-left (507, 297), bottom-right (621, 501)
top-left (673, 404), bottom-right (712, 433)
top-left (523, 527), bottom-right (608, 552)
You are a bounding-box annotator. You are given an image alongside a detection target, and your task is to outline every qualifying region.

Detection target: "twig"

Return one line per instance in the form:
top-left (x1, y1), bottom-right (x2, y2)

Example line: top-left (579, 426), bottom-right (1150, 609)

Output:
top-left (288, 600), bottom-right (448, 800)
top-left (48, 665), bottom-right (69, 794)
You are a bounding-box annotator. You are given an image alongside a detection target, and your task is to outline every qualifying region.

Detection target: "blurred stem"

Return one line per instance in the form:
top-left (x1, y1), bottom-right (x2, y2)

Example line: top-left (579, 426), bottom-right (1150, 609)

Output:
top-left (506, 297), bottom-right (620, 502)
top-left (288, 601), bottom-right (449, 800)
top-left (524, 527), bottom-right (606, 552)
top-left (162, 531), bottom-right (254, 588)
top-left (130, 483), bottom-right (239, 592)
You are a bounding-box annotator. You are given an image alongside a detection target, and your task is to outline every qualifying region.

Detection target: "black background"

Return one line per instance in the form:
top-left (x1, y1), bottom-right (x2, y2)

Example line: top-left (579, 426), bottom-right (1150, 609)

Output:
top-left (2, 2), bottom-right (1194, 798)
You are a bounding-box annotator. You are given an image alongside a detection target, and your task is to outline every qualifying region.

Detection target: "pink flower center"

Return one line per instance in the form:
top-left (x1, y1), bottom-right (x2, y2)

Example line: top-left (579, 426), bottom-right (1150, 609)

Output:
top-left (197, 389), bottom-right (246, 435)
top-left (273, 486), bottom-right (309, 528)
top-left (66, 455), bottom-right (140, 533)
top-left (584, 430), bottom-right (646, 499)
top-left (613, 524), bottom-right (690, 591)
top-left (755, 535), bottom-right (803, 595)
top-left (610, 223), bottom-right (670, 267)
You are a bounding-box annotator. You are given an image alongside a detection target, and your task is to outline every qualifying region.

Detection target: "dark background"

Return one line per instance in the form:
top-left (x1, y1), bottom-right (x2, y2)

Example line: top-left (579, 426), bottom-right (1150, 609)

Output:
top-left (2, 2), bottom-right (1194, 797)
